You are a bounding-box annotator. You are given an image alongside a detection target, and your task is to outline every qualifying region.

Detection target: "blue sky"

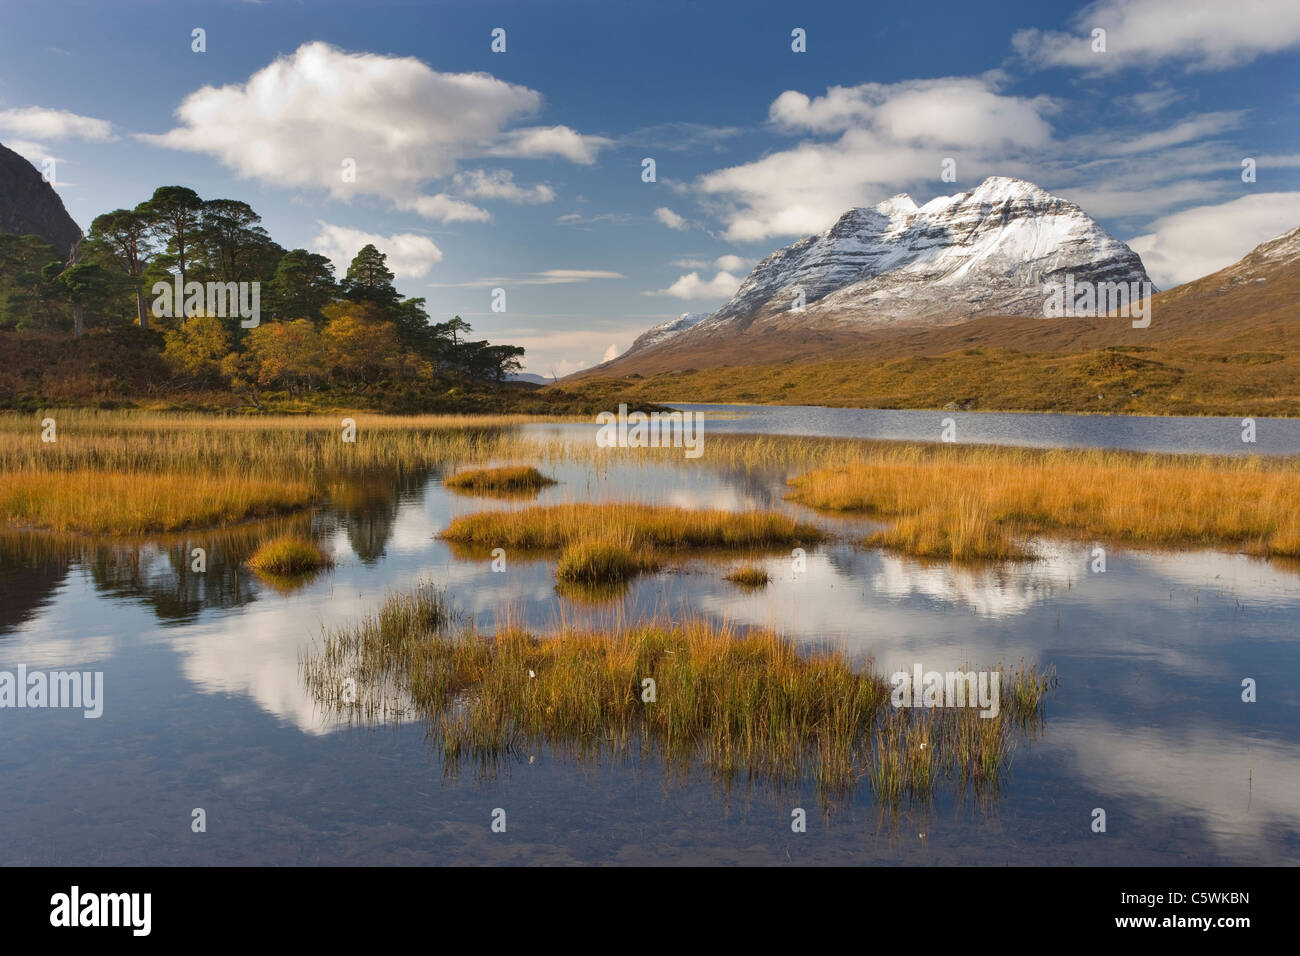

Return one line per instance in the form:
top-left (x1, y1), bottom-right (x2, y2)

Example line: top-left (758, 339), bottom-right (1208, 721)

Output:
top-left (1, 0), bottom-right (1298, 374)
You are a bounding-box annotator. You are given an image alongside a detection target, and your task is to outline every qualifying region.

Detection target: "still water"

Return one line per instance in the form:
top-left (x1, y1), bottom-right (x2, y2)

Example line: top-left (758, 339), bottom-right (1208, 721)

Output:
top-left (1, 412), bottom-right (1297, 865)
top-left (678, 403), bottom-right (1300, 455)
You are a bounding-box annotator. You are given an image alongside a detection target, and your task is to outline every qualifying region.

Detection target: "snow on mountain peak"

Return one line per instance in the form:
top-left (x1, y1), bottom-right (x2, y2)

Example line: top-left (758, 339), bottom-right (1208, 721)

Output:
top-left (875, 194), bottom-right (918, 217)
top-left (622, 311), bottom-right (710, 356)
top-left (624, 176), bottom-right (1153, 353)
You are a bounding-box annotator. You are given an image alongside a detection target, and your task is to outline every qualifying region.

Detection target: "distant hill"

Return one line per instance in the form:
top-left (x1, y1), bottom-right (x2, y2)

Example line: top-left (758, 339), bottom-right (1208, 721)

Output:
top-left (0, 141), bottom-right (82, 256)
top-left (566, 223), bottom-right (1300, 417)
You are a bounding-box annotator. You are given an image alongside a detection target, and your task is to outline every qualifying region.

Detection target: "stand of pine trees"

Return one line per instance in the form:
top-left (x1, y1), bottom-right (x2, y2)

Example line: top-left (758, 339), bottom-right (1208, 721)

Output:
top-left (0, 186), bottom-right (526, 411)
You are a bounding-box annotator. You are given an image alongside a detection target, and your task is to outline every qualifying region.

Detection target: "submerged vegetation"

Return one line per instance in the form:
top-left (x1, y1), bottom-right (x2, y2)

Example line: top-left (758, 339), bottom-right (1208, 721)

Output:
top-left (304, 583), bottom-right (1055, 804)
top-left (788, 443), bottom-right (1300, 562)
top-left (444, 464), bottom-right (556, 497)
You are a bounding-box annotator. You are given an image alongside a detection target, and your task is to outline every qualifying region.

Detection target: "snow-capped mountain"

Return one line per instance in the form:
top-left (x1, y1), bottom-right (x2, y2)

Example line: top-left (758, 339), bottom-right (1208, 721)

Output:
top-left (620, 177), bottom-right (1153, 360)
top-left (626, 312), bottom-right (710, 353)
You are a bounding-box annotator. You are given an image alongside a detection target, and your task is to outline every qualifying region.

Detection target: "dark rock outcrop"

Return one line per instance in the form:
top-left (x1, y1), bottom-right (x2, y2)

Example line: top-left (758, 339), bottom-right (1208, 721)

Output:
top-left (0, 141), bottom-right (83, 256)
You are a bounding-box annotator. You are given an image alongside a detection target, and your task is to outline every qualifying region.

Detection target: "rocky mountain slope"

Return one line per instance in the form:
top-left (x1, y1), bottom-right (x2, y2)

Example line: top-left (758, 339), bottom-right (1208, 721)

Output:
top-left (607, 176), bottom-right (1152, 372)
top-left (0, 141), bottom-right (83, 256)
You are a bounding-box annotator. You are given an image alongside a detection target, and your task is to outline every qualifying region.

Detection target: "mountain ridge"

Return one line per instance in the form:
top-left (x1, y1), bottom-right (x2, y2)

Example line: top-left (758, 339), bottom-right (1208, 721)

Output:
top-left (603, 176), bottom-right (1152, 374)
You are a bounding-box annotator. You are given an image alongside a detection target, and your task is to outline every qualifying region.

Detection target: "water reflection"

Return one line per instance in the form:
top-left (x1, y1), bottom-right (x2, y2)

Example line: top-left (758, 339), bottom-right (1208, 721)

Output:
top-left (1, 444), bottom-right (1298, 863)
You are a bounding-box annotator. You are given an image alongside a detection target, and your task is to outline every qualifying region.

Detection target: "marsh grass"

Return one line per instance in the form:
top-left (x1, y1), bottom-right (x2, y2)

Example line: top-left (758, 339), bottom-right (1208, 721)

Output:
top-left (444, 465), bottom-right (557, 497)
top-left (725, 564), bottom-right (770, 588)
top-left (0, 410), bottom-right (542, 534)
top-left (441, 502), bottom-right (825, 552)
top-left (304, 584), bottom-right (1055, 805)
top-left (555, 537), bottom-right (658, 585)
top-left (0, 469), bottom-right (318, 535)
top-left (788, 445), bottom-right (1300, 562)
top-left (247, 535), bottom-right (333, 575)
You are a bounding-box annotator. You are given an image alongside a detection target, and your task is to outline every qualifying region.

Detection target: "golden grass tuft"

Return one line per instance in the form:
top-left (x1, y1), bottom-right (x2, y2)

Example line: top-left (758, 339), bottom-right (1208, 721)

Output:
top-left (724, 564), bottom-right (770, 587)
top-left (304, 584), bottom-right (1055, 803)
top-left (247, 535), bottom-right (333, 575)
top-left (444, 465), bottom-right (556, 496)
top-left (555, 538), bottom-right (658, 584)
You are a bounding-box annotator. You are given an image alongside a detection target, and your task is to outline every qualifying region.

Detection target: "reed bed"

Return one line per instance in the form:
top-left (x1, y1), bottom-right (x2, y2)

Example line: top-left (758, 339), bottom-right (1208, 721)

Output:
top-left (440, 502), bottom-right (825, 552)
top-left (0, 469), bottom-right (317, 534)
top-left (0, 409), bottom-right (541, 476)
top-left (304, 583), bottom-right (1054, 803)
top-left (0, 409), bottom-right (544, 533)
top-left (444, 465), bottom-right (557, 496)
top-left (788, 445), bottom-right (1300, 562)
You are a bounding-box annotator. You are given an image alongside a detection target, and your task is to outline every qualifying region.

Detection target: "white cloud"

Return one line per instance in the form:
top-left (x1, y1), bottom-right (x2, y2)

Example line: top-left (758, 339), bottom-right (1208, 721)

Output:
top-left (713, 254), bottom-right (750, 273)
top-left (770, 78), bottom-right (1055, 147)
top-left (429, 269), bottom-right (623, 288)
top-left (653, 206), bottom-right (688, 230)
top-left (1106, 111), bottom-right (1246, 155)
top-left (602, 343), bottom-right (620, 362)
top-left (671, 254), bottom-right (753, 272)
top-left (312, 222), bottom-right (443, 279)
top-left (698, 76), bottom-right (1058, 241)
top-left (1013, 0), bottom-right (1300, 71)
top-left (0, 106), bottom-right (115, 142)
top-left (530, 269), bottom-right (623, 283)
top-left (3, 139), bottom-right (52, 164)
top-left (1126, 193), bottom-right (1300, 286)
top-left (487, 125), bottom-right (610, 164)
top-left (141, 42), bottom-right (606, 221)
top-left (556, 211), bottom-right (631, 226)
top-left (405, 194), bottom-right (491, 223)
top-left (1058, 180), bottom-right (1235, 219)
top-left (648, 271), bottom-right (742, 299)
top-left (452, 169), bottom-right (554, 204)
top-left (695, 68), bottom-right (1267, 240)
top-left (548, 358), bottom-right (587, 376)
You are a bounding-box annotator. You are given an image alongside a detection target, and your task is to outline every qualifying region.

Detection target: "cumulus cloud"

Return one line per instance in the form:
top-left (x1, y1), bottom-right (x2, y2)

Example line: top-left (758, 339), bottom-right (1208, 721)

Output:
top-left (713, 254), bottom-right (751, 273)
top-left (312, 222), bottom-right (443, 279)
top-left (769, 78), bottom-right (1055, 146)
top-left (693, 68), bottom-right (1268, 239)
top-left (486, 125), bottom-right (609, 163)
top-left (672, 254), bottom-right (753, 272)
top-left (140, 42), bottom-right (606, 222)
top-left (602, 343), bottom-right (620, 362)
top-left (405, 194), bottom-right (491, 223)
top-left (452, 169), bottom-right (554, 204)
top-left (698, 76), bottom-right (1057, 241)
top-left (1126, 193), bottom-right (1300, 287)
top-left (648, 271), bottom-right (742, 299)
top-left (1012, 0), bottom-right (1300, 71)
top-left (653, 206), bottom-right (688, 230)
top-left (0, 106), bottom-right (115, 142)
